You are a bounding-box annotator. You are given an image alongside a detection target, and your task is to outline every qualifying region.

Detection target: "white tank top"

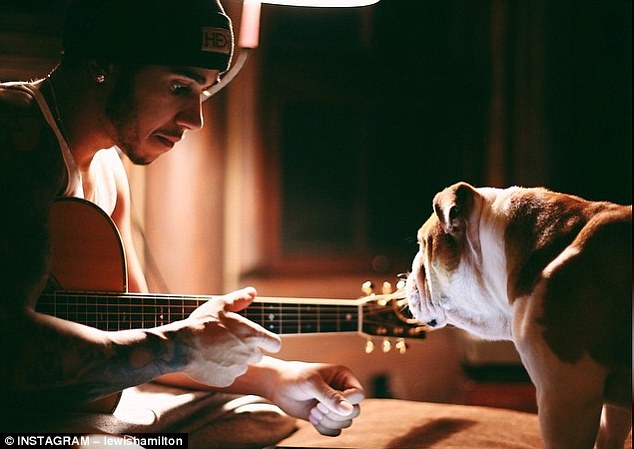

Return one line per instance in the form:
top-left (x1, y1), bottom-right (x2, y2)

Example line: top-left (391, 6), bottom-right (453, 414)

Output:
top-left (2, 80), bottom-right (118, 216)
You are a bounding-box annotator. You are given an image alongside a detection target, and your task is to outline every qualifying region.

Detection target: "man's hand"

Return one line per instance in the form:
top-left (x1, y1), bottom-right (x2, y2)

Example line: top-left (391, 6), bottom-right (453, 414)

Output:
top-left (266, 360), bottom-right (366, 436)
top-left (179, 287), bottom-right (282, 387)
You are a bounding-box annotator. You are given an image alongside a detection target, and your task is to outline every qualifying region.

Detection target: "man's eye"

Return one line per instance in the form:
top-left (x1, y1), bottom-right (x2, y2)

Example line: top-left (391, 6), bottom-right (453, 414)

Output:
top-left (170, 82), bottom-right (191, 95)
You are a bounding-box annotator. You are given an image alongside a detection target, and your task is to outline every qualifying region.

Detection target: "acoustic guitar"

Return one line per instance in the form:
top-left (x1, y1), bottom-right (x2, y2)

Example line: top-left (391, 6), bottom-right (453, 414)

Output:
top-left (38, 197), bottom-right (426, 413)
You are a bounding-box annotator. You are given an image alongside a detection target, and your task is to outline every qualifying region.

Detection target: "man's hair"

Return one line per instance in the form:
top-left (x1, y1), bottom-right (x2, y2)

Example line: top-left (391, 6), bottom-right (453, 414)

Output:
top-left (62, 0), bottom-right (234, 73)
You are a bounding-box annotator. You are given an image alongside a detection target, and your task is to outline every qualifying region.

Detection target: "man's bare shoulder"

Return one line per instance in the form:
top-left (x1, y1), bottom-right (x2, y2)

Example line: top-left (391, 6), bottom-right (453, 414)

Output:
top-left (0, 85), bottom-right (49, 152)
top-left (1, 84), bottom-right (65, 313)
top-left (0, 85), bottom-right (36, 109)
top-left (0, 83), bottom-right (65, 204)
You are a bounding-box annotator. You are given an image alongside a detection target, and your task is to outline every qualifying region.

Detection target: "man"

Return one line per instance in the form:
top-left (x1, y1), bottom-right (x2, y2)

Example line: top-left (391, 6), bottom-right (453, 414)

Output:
top-left (0, 0), bottom-right (364, 445)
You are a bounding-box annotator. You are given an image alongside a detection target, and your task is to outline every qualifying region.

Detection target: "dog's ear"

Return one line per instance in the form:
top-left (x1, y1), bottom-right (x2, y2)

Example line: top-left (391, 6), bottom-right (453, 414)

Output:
top-left (433, 182), bottom-right (479, 237)
top-left (433, 182), bottom-right (483, 264)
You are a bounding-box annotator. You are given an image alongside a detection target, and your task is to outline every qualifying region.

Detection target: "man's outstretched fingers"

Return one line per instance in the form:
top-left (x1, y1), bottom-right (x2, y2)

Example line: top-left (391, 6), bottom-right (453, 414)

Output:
top-left (220, 311), bottom-right (282, 354)
top-left (220, 287), bottom-right (257, 312)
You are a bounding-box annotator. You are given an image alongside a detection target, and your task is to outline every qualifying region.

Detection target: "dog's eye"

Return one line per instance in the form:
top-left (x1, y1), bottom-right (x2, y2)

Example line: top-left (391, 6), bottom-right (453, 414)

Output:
top-left (426, 234), bottom-right (434, 249)
top-left (449, 204), bottom-right (460, 220)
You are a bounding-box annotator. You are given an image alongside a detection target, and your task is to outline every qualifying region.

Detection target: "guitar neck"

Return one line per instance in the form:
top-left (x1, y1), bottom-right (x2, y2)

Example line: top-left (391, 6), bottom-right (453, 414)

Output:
top-left (37, 291), bottom-right (361, 335)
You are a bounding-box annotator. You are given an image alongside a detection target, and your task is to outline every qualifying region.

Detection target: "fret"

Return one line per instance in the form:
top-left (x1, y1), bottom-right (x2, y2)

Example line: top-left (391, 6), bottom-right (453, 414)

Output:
top-left (79, 294), bottom-right (87, 324)
top-left (76, 294), bottom-right (83, 326)
top-left (155, 296), bottom-right (164, 327)
top-left (58, 295), bottom-right (67, 321)
top-left (299, 304), bottom-right (318, 334)
top-left (341, 307), bottom-right (358, 332)
top-left (191, 299), bottom-right (202, 318)
top-left (86, 296), bottom-right (93, 326)
top-left (97, 295), bottom-right (107, 330)
top-left (169, 296), bottom-right (184, 323)
top-left (263, 303), bottom-right (280, 334)
top-left (173, 296), bottom-right (180, 324)
top-left (319, 305), bottom-right (329, 332)
top-left (129, 295), bottom-right (143, 330)
top-left (320, 305), bottom-right (339, 333)
top-left (119, 296), bottom-right (132, 329)
top-left (139, 295), bottom-right (151, 329)
top-left (70, 294), bottom-right (79, 324)
top-left (164, 296), bottom-right (171, 326)
top-left (280, 303), bottom-right (298, 334)
top-left (242, 306), bottom-right (262, 329)
top-left (106, 295), bottom-right (117, 331)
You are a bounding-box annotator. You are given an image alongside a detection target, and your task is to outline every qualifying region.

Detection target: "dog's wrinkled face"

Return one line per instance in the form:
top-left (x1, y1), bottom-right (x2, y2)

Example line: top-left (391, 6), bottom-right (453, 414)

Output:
top-left (405, 215), bottom-right (454, 329)
top-left (406, 214), bottom-right (482, 329)
top-left (405, 182), bottom-right (513, 339)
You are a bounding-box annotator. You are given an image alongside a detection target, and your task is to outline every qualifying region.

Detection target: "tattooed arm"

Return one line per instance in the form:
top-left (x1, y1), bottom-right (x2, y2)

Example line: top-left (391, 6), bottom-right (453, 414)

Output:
top-left (2, 310), bottom-right (184, 409)
top-left (2, 285), bottom-right (279, 412)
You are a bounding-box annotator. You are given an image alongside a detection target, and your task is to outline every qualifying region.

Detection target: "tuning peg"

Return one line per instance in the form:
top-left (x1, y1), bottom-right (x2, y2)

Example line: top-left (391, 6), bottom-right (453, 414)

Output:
top-left (382, 281), bottom-right (393, 294)
top-left (395, 298), bottom-right (408, 308)
top-left (382, 339), bottom-right (391, 353)
top-left (365, 339), bottom-right (375, 354)
top-left (361, 281), bottom-right (374, 296)
top-left (395, 338), bottom-right (407, 354)
top-left (396, 278), bottom-right (407, 290)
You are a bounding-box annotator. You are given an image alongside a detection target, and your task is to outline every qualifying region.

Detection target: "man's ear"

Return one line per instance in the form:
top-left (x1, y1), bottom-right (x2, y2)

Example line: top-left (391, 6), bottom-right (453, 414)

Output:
top-left (87, 59), bottom-right (113, 84)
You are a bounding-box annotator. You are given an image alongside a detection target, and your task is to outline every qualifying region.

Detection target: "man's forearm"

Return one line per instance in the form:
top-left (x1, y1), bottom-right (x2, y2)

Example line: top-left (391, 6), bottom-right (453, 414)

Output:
top-left (1, 310), bottom-right (188, 409)
top-left (210, 356), bottom-right (285, 399)
top-left (154, 355), bottom-right (282, 399)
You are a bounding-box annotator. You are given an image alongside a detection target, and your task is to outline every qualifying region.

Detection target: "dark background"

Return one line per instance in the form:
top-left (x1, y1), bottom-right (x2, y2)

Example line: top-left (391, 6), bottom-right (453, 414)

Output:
top-left (258, 0), bottom-right (631, 261)
top-left (2, 0), bottom-right (631, 271)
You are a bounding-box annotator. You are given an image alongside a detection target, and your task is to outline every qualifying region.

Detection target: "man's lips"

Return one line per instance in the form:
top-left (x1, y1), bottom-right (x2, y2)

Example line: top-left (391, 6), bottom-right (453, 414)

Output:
top-left (155, 133), bottom-right (182, 148)
top-left (154, 131), bottom-right (183, 147)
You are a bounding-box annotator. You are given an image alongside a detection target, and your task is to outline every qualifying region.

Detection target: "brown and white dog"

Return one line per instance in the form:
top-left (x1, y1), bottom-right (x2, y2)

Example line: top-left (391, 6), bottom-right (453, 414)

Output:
top-left (406, 182), bottom-right (632, 449)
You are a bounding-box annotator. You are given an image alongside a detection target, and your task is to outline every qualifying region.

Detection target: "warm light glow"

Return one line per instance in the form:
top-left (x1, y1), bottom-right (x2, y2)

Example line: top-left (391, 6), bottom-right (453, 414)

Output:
top-left (239, 0), bottom-right (262, 48)
top-left (208, 0), bottom-right (380, 97)
top-left (260, 0), bottom-right (380, 6)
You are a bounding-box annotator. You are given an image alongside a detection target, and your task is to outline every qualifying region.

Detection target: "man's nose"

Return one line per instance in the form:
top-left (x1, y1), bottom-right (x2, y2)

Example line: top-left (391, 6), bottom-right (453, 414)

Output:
top-left (176, 100), bottom-right (204, 131)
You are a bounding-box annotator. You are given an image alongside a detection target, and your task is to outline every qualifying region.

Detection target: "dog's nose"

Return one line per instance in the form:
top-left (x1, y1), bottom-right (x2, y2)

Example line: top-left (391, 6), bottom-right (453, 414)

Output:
top-left (426, 319), bottom-right (438, 327)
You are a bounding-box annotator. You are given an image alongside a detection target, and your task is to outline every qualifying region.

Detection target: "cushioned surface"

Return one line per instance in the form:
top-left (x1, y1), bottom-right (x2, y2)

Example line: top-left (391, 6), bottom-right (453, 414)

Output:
top-left (278, 399), bottom-right (633, 449)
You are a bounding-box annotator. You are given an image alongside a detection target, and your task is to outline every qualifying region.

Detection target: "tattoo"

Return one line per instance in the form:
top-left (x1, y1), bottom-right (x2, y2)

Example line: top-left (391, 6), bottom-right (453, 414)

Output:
top-left (1, 319), bottom-right (189, 411)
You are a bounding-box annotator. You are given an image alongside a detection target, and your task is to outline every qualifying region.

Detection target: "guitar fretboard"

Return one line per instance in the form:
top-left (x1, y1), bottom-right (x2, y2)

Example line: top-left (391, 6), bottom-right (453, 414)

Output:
top-left (36, 291), bottom-right (360, 334)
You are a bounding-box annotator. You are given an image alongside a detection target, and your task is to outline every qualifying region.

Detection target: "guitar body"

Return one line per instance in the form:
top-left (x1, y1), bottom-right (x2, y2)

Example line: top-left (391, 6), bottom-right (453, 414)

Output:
top-left (47, 197), bottom-right (127, 413)
top-left (49, 198), bottom-right (127, 293)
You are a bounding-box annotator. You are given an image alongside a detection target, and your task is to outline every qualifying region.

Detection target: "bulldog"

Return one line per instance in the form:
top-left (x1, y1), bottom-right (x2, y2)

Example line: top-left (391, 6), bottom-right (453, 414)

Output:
top-left (406, 182), bottom-right (632, 449)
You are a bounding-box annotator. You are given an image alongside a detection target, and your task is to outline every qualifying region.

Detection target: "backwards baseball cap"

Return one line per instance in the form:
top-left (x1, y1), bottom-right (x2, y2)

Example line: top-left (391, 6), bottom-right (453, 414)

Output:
top-left (62, 0), bottom-right (234, 73)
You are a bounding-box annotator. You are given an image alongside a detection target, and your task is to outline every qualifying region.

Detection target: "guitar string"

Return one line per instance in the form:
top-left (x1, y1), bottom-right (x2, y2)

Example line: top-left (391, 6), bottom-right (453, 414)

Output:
top-left (40, 297), bottom-right (389, 312)
top-left (37, 313), bottom-right (360, 329)
top-left (41, 291), bottom-right (405, 303)
top-left (37, 306), bottom-right (374, 332)
top-left (39, 305), bottom-right (363, 326)
top-left (39, 299), bottom-right (362, 315)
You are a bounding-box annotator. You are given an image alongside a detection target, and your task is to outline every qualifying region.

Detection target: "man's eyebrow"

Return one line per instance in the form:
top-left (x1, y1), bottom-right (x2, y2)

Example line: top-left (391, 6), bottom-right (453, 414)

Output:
top-left (170, 67), bottom-right (217, 90)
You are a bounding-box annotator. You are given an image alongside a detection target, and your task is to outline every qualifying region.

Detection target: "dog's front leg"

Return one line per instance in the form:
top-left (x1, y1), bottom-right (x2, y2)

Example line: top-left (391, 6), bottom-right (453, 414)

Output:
top-left (595, 404), bottom-right (632, 449)
top-left (513, 295), bottom-right (608, 449)
top-left (534, 374), bottom-right (605, 449)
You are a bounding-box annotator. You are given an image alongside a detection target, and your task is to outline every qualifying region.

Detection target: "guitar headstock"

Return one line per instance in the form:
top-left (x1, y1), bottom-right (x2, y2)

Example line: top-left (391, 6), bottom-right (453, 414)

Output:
top-left (359, 278), bottom-right (427, 354)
